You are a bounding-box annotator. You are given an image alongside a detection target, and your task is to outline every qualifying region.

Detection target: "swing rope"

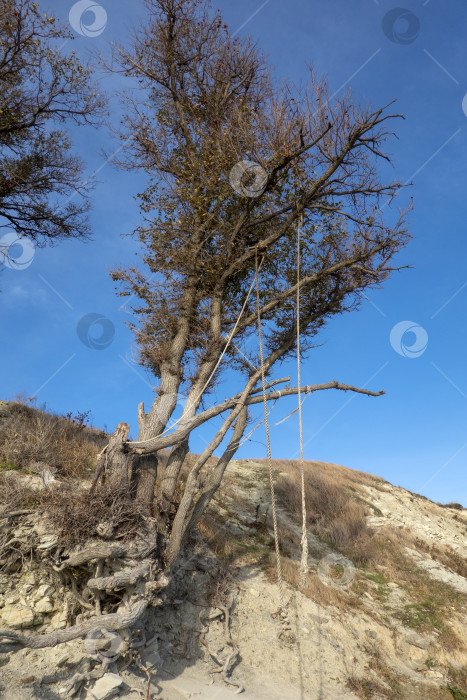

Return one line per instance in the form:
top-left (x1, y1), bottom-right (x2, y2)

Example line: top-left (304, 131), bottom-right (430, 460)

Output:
top-left (254, 250), bottom-right (292, 639)
top-left (254, 205), bottom-right (309, 637)
top-left (296, 212), bottom-right (309, 588)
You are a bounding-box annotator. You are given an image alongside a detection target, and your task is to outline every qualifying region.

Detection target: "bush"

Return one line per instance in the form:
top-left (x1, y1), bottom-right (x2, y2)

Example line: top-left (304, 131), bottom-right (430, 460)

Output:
top-left (0, 401), bottom-right (107, 479)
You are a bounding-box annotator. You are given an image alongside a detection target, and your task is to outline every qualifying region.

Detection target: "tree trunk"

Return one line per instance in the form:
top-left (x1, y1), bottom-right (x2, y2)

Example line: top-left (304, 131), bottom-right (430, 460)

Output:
top-left (155, 438), bottom-right (189, 518)
top-left (134, 453), bottom-right (159, 514)
top-left (105, 422), bottom-right (132, 490)
top-left (132, 404), bottom-right (162, 514)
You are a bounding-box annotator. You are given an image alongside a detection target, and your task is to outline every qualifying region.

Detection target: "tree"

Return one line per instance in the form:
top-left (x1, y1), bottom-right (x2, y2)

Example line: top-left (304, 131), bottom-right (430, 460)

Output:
top-left (0, 0), bottom-right (411, 680)
top-left (0, 0), bottom-right (106, 261)
top-left (107, 0), bottom-right (410, 562)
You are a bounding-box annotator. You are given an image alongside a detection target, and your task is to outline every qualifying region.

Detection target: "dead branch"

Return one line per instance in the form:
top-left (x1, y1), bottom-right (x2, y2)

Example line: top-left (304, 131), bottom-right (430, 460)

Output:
top-left (126, 380), bottom-right (384, 455)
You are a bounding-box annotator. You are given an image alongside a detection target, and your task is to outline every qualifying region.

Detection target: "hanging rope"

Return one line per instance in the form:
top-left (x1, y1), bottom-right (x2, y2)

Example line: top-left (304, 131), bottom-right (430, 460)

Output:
top-left (255, 250), bottom-right (294, 642)
top-left (296, 212), bottom-right (309, 588)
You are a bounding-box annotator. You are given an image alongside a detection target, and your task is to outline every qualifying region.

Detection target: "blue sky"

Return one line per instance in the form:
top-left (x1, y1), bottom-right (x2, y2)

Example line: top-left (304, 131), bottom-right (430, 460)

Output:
top-left (1, 0), bottom-right (467, 506)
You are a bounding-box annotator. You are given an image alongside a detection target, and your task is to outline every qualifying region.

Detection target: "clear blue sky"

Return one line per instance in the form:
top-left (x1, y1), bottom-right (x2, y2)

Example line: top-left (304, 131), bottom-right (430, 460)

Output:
top-left (1, 0), bottom-right (466, 506)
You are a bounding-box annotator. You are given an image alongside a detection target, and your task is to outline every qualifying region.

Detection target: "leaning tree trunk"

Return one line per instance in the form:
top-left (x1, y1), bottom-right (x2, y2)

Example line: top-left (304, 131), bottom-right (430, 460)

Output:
top-left (155, 438), bottom-right (189, 523)
top-left (133, 453), bottom-right (159, 514)
top-left (103, 422), bottom-right (132, 490)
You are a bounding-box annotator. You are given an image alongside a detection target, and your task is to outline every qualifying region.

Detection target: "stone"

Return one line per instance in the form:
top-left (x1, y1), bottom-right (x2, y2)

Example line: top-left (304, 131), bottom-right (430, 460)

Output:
top-left (49, 612), bottom-right (67, 630)
top-left (33, 584), bottom-right (54, 600)
top-left (387, 582), bottom-right (399, 589)
top-left (307, 614), bottom-right (330, 625)
top-left (0, 605), bottom-right (36, 629)
top-left (428, 670), bottom-right (443, 679)
top-left (139, 647), bottom-right (161, 670)
top-left (4, 593), bottom-right (20, 606)
top-left (52, 648), bottom-right (71, 667)
top-left (89, 673), bottom-right (124, 700)
top-left (34, 596), bottom-right (55, 613)
top-left (405, 633), bottom-right (429, 650)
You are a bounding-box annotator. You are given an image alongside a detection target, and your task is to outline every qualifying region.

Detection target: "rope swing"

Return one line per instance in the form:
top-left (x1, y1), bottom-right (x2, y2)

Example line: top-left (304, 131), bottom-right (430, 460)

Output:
top-left (255, 206), bottom-right (308, 640)
top-left (254, 209), bottom-right (310, 638)
top-left (296, 212), bottom-right (309, 588)
top-left (255, 250), bottom-right (292, 642)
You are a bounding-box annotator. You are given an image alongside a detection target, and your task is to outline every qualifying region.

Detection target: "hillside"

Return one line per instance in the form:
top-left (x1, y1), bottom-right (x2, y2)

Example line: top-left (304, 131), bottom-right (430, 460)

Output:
top-left (0, 400), bottom-right (465, 699)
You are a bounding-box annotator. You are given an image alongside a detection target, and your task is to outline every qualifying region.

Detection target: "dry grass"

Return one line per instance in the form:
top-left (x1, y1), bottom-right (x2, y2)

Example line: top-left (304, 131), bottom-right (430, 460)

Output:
top-left (0, 473), bottom-right (147, 547)
top-left (261, 456), bottom-right (389, 491)
top-left (446, 665), bottom-right (467, 697)
top-left (0, 471), bottom-right (41, 512)
top-left (264, 552), bottom-right (363, 611)
top-left (347, 647), bottom-right (459, 699)
top-left (198, 511), bottom-right (271, 566)
top-left (0, 401), bottom-right (107, 479)
top-left (410, 537), bottom-right (467, 580)
top-left (40, 482), bottom-right (148, 545)
top-left (274, 459), bottom-right (379, 564)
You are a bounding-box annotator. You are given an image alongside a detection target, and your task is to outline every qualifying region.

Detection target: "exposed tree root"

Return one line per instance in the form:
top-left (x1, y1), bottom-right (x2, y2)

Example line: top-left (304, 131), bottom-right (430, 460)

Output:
top-left (0, 598), bottom-right (148, 652)
top-left (87, 560), bottom-right (154, 591)
top-left (199, 592), bottom-right (244, 694)
top-left (61, 658), bottom-right (111, 698)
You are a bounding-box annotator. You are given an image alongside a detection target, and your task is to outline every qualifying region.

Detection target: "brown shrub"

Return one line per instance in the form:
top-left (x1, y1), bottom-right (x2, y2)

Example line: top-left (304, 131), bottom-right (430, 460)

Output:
top-left (0, 473), bottom-right (147, 547)
top-left (40, 482), bottom-right (147, 545)
top-left (0, 401), bottom-right (107, 478)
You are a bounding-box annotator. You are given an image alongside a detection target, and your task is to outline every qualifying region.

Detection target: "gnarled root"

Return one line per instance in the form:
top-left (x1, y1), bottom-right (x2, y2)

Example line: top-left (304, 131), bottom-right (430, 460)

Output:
top-left (199, 592), bottom-right (243, 694)
top-left (0, 598), bottom-right (148, 652)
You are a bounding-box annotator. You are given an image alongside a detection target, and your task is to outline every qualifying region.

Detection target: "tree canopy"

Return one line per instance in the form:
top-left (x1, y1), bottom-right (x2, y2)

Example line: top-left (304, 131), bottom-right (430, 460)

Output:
top-left (103, 0), bottom-right (412, 562)
top-left (0, 0), bottom-right (106, 253)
